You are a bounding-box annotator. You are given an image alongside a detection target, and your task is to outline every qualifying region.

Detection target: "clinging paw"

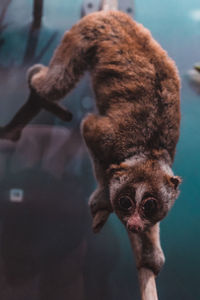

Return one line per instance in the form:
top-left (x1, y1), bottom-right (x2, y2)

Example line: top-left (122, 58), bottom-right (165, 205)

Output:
top-left (139, 246), bottom-right (165, 275)
top-left (89, 188), bottom-right (113, 233)
top-left (92, 210), bottom-right (111, 233)
top-left (89, 188), bottom-right (113, 216)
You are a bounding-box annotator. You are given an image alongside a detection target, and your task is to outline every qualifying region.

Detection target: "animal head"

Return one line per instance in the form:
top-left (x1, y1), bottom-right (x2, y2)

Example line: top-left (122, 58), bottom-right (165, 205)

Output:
top-left (108, 157), bottom-right (181, 233)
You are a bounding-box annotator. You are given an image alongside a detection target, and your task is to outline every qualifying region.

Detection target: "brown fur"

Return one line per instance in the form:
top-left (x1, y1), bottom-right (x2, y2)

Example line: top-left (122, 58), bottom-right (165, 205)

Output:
top-left (29, 10), bottom-right (180, 164)
top-left (28, 11), bottom-right (181, 274)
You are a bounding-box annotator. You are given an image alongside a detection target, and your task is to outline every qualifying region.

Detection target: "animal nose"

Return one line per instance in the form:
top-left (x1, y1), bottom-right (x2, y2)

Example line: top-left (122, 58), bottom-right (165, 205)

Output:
top-left (127, 224), bottom-right (142, 233)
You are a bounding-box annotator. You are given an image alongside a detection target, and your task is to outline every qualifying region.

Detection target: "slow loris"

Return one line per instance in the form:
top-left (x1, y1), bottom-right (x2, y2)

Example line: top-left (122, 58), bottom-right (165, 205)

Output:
top-left (28, 10), bottom-right (181, 274)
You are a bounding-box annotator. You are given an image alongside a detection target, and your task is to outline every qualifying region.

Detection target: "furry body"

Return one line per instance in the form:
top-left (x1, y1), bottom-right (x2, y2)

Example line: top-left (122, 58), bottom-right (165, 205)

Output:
top-left (28, 11), bottom-right (181, 274)
top-left (30, 11), bottom-right (180, 166)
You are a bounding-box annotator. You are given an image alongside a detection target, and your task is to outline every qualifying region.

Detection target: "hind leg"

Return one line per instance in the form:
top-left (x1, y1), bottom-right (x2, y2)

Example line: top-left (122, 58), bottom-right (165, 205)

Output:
top-left (27, 25), bottom-right (89, 101)
top-left (81, 114), bottom-right (115, 163)
top-left (81, 114), bottom-right (115, 232)
top-left (27, 64), bottom-right (68, 101)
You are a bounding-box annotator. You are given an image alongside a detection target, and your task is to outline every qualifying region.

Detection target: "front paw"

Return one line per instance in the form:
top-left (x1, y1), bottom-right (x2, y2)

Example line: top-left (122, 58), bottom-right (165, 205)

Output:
top-left (89, 189), bottom-right (112, 233)
top-left (92, 210), bottom-right (110, 233)
top-left (139, 247), bottom-right (165, 275)
top-left (27, 64), bottom-right (45, 88)
top-left (89, 190), bottom-right (113, 217)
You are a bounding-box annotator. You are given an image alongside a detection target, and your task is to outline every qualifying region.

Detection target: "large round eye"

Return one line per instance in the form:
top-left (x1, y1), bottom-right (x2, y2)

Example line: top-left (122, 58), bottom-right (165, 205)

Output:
top-left (143, 198), bottom-right (157, 218)
top-left (119, 196), bottom-right (133, 211)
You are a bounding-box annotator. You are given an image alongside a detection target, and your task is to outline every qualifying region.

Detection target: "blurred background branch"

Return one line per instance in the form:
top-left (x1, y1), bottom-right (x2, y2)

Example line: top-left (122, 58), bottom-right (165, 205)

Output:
top-left (23, 0), bottom-right (43, 64)
top-left (23, 0), bottom-right (58, 65)
top-left (0, 0), bottom-right (12, 49)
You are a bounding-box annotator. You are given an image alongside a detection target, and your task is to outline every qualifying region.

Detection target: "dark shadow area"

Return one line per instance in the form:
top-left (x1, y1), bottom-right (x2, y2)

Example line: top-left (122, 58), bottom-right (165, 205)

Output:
top-left (0, 126), bottom-right (138, 300)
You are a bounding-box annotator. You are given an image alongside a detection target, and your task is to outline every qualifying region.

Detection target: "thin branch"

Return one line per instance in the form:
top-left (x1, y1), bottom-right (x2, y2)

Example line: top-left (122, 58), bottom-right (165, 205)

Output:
top-left (128, 231), bottom-right (159, 300)
top-left (32, 0), bottom-right (43, 29)
top-left (0, 91), bottom-right (73, 141)
top-left (23, 0), bottom-right (44, 64)
top-left (0, 0), bottom-right (12, 27)
top-left (34, 31), bottom-right (58, 62)
top-left (138, 268), bottom-right (158, 300)
top-left (0, 0), bottom-right (12, 50)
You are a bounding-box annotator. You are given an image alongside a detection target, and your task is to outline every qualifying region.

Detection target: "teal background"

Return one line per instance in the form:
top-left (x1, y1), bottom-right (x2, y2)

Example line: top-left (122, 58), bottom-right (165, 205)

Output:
top-left (0, 0), bottom-right (200, 299)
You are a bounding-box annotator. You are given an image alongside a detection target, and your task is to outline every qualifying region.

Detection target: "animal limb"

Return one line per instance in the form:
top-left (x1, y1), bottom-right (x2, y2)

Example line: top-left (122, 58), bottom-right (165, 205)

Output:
top-left (82, 114), bottom-right (115, 232)
top-left (89, 187), bottom-right (112, 233)
top-left (128, 223), bottom-right (165, 300)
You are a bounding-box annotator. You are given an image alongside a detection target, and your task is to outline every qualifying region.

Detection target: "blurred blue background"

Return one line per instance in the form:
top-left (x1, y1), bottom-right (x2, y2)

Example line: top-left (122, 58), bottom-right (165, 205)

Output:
top-left (0, 0), bottom-right (199, 299)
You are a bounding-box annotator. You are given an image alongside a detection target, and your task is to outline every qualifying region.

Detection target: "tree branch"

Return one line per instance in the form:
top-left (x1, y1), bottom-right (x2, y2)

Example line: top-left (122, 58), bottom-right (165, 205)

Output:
top-left (34, 31), bottom-right (58, 63)
top-left (23, 0), bottom-right (43, 64)
top-left (0, 91), bottom-right (72, 141)
top-left (0, 0), bottom-right (12, 27)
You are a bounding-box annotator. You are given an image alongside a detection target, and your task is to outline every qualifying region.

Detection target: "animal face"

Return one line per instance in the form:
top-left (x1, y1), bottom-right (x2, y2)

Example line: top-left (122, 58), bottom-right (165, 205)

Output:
top-left (108, 159), bottom-right (181, 233)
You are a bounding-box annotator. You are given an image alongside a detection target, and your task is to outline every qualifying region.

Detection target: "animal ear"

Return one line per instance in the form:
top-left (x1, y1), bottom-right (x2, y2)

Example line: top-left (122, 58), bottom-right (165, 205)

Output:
top-left (169, 176), bottom-right (182, 189)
